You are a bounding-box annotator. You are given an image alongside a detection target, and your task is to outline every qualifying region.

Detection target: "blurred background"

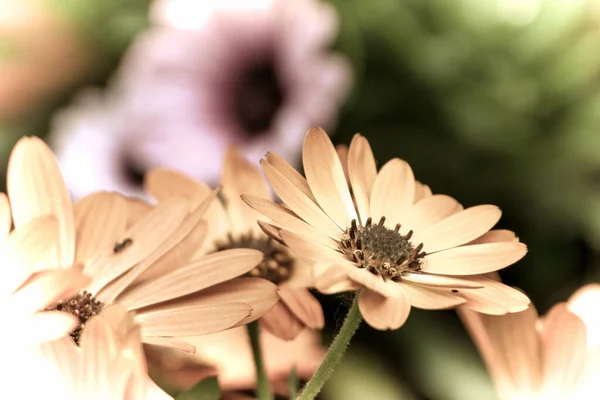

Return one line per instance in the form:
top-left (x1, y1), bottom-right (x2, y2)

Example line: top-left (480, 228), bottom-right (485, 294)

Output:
top-left (2, 0), bottom-right (600, 398)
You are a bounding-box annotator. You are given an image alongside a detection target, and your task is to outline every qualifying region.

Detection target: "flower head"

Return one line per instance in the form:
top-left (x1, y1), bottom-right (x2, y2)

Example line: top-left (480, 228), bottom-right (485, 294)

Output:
top-left (244, 128), bottom-right (530, 330)
top-left (9, 137), bottom-right (279, 353)
top-left (20, 304), bottom-right (173, 399)
top-left (144, 147), bottom-right (325, 340)
top-left (50, 0), bottom-right (351, 200)
top-left (459, 283), bottom-right (600, 400)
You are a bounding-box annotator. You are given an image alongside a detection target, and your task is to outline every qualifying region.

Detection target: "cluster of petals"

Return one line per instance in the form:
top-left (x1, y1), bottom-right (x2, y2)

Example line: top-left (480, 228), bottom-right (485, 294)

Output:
top-left (143, 147), bottom-right (324, 341)
top-left (15, 304), bottom-right (173, 399)
top-left (244, 128), bottom-right (530, 330)
top-left (459, 283), bottom-right (600, 400)
top-left (6, 136), bottom-right (279, 354)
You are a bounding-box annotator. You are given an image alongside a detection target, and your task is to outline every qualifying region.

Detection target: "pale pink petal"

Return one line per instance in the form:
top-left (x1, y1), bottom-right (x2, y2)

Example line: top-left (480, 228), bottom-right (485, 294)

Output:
top-left (74, 192), bottom-right (128, 264)
top-left (413, 181), bottom-right (432, 203)
top-left (539, 303), bottom-right (588, 397)
top-left (422, 242), bottom-right (528, 276)
top-left (242, 194), bottom-right (338, 248)
top-left (279, 285), bottom-right (324, 329)
top-left (265, 151), bottom-right (317, 203)
top-left (280, 229), bottom-right (346, 264)
top-left (137, 303), bottom-right (252, 337)
top-left (348, 268), bottom-right (397, 297)
top-left (469, 229), bottom-right (518, 245)
top-left (0, 215), bottom-right (59, 295)
top-left (313, 259), bottom-right (360, 294)
top-left (358, 288), bottom-right (411, 330)
top-left (261, 159), bottom-right (342, 239)
top-left (414, 205), bottom-right (502, 253)
top-left (369, 158), bottom-right (415, 227)
top-left (303, 128), bottom-right (358, 230)
top-left (145, 168), bottom-right (209, 209)
top-left (402, 194), bottom-right (462, 234)
top-left (401, 272), bottom-right (484, 288)
top-left (222, 147), bottom-right (270, 236)
top-left (0, 193), bottom-right (11, 240)
top-left (117, 249), bottom-right (263, 310)
top-left (402, 283), bottom-right (466, 309)
top-left (335, 144), bottom-right (350, 185)
top-left (458, 279), bottom-right (530, 315)
top-left (7, 136), bottom-right (75, 267)
top-left (260, 302), bottom-right (305, 341)
top-left (347, 134), bottom-right (377, 224)
top-left (567, 283), bottom-right (600, 350)
top-left (457, 306), bottom-right (541, 399)
top-left (85, 196), bottom-right (190, 293)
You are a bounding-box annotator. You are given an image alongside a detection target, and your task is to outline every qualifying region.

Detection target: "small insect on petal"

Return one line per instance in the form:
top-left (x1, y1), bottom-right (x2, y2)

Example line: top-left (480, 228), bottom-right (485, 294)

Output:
top-left (113, 238), bottom-right (133, 254)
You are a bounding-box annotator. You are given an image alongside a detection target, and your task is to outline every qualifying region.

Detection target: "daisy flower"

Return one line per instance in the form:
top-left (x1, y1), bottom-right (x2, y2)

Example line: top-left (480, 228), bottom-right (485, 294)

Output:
top-left (144, 147), bottom-right (325, 340)
top-left (243, 128), bottom-right (530, 330)
top-left (49, 0), bottom-right (350, 201)
top-left (18, 304), bottom-right (173, 399)
top-left (459, 283), bottom-right (600, 400)
top-left (8, 136), bottom-right (279, 352)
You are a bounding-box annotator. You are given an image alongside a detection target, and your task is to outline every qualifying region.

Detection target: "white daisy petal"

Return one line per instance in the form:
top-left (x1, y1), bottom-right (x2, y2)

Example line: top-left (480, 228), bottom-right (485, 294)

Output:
top-left (347, 134), bottom-right (377, 224)
top-left (358, 287), bottom-right (411, 330)
top-left (303, 128), bottom-right (358, 229)
top-left (415, 205), bottom-right (502, 253)
top-left (370, 158), bottom-right (415, 226)
top-left (422, 242), bottom-right (528, 276)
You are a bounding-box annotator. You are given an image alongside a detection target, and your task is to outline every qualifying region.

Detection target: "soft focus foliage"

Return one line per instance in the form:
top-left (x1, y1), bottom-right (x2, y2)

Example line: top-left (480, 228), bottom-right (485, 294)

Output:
top-left (2, 0), bottom-right (600, 398)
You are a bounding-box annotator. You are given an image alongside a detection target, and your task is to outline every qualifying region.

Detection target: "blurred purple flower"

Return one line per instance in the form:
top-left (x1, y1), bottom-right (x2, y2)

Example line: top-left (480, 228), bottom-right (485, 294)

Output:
top-left (50, 0), bottom-right (351, 199)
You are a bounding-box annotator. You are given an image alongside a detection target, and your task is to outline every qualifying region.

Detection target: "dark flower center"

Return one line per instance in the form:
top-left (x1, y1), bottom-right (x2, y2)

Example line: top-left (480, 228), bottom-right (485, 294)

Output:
top-left (120, 151), bottom-right (147, 188)
top-left (232, 61), bottom-right (284, 135)
top-left (341, 217), bottom-right (426, 281)
top-left (45, 291), bottom-right (105, 345)
top-left (215, 233), bottom-right (293, 285)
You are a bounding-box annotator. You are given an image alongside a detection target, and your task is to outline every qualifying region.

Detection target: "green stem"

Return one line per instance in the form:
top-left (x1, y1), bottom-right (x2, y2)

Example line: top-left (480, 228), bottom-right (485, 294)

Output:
top-left (247, 321), bottom-right (274, 400)
top-left (297, 294), bottom-right (363, 400)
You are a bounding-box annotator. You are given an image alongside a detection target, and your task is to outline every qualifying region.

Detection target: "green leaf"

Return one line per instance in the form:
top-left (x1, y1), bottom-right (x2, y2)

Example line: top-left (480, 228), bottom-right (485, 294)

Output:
top-left (175, 377), bottom-right (221, 400)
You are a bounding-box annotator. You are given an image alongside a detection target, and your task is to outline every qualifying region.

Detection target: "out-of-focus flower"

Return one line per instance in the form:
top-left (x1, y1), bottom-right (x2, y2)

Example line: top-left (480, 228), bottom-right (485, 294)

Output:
top-left (10, 136), bottom-right (279, 353)
top-left (459, 283), bottom-right (600, 400)
top-left (245, 128), bottom-right (530, 330)
top-left (145, 148), bottom-right (324, 340)
top-left (10, 304), bottom-right (173, 399)
top-left (49, 89), bottom-right (147, 199)
top-left (50, 0), bottom-right (351, 200)
top-left (0, 0), bottom-right (89, 119)
top-left (146, 326), bottom-right (325, 397)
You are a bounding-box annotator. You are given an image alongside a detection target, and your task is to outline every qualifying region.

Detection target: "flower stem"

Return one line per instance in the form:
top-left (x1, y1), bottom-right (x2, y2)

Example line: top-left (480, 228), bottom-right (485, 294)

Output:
top-left (247, 321), bottom-right (274, 400)
top-left (296, 294), bottom-right (363, 400)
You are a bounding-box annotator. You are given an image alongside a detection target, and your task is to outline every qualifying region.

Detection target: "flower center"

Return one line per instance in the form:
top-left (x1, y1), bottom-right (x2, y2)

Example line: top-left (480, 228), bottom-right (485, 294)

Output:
top-left (232, 60), bottom-right (284, 135)
top-left (340, 217), bottom-right (426, 281)
top-left (215, 234), bottom-right (293, 285)
top-left (45, 291), bottom-right (104, 345)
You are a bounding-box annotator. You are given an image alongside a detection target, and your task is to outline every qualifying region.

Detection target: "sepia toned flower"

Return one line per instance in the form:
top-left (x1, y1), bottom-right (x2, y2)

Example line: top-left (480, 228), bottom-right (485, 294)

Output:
top-left (50, 0), bottom-right (351, 201)
top-left (144, 147), bottom-right (324, 340)
top-left (18, 304), bottom-right (174, 399)
top-left (9, 136), bottom-right (279, 353)
top-left (244, 128), bottom-right (530, 330)
top-left (459, 283), bottom-right (600, 400)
